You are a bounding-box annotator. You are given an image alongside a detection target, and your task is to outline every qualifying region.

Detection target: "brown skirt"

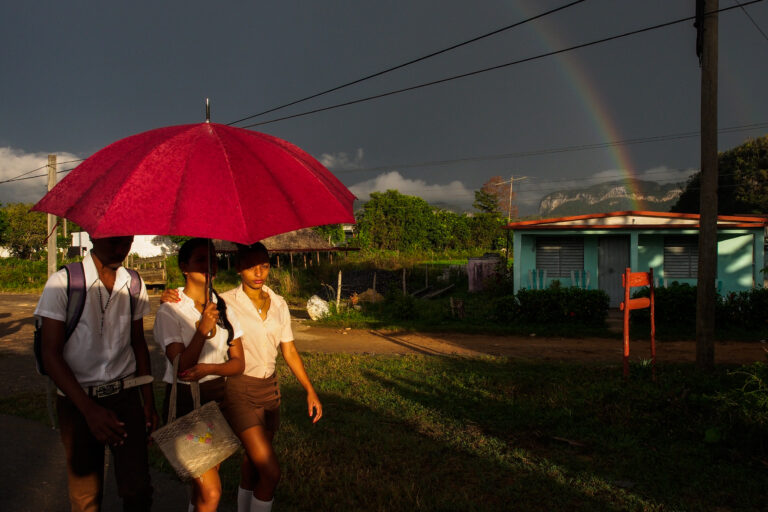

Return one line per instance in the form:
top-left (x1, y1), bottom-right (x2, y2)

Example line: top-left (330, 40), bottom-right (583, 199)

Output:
top-left (221, 373), bottom-right (281, 434)
top-left (162, 376), bottom-right (226, 423)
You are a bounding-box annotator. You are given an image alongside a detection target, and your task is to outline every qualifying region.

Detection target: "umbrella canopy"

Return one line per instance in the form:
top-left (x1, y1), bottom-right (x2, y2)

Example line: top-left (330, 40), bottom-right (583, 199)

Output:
top-left (33, 123), bottom-right (355, 244)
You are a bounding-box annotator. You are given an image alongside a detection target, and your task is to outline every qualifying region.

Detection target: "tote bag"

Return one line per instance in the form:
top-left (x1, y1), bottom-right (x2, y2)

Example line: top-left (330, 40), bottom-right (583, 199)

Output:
top-left (151, 355), bottom-right (240, 480)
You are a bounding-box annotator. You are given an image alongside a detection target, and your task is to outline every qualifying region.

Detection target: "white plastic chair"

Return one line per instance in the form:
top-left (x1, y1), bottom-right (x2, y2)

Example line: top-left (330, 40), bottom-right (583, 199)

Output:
top-left (570, 270), bottom-right (590, 289)
top-left (528, 268), bottom-right (547, 289)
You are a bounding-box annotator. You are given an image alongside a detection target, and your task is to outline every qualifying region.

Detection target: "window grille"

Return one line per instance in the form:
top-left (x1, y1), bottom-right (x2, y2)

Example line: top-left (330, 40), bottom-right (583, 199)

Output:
top-left (664, 236), bottom-right (698, 278)
top-left (535, 237), bottom-right (584, 278)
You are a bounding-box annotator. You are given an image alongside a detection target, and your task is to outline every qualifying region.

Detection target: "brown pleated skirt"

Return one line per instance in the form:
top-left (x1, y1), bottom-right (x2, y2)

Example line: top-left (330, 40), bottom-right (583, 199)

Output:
top-left (221, 373), bottom-right (281, 434)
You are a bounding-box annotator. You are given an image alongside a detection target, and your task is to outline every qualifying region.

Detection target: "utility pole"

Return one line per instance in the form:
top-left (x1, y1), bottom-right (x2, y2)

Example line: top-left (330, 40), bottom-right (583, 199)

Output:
top-left (501, 175), bottom-right (527, 266)
top-left (47, 155), bottom-right (58, 277)
top-left (499, 175), bottom-right (528, 223)
top-left (695, 0), bottom-right (718, 370)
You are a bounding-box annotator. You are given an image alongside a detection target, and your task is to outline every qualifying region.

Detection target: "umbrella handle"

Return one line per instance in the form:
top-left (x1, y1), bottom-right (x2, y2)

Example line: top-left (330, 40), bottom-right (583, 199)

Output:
top-left (205, 238), bottom-right (213, 306)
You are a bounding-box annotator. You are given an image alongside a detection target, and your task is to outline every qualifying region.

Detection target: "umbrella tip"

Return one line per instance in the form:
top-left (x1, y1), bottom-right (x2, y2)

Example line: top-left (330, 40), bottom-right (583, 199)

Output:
top-left (205, 98), bottom-right (210, 123)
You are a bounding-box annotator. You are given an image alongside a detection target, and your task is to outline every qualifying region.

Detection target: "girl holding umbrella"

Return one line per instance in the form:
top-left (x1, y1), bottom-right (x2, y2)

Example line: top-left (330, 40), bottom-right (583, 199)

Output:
top-left (154, 238), bottom-right (246, 512)
top-left (163, 242), bottom-right (322, 512)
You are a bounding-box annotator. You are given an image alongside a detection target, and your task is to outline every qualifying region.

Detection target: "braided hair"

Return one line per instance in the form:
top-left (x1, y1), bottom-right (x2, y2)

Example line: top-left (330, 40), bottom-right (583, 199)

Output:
top-left (178, 237), bottom-right (235, 345)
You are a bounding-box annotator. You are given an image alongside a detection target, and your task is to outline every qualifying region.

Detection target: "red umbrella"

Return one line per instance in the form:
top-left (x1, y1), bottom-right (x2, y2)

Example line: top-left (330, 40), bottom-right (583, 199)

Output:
top-left (32, 122), bottom-right (355, 244)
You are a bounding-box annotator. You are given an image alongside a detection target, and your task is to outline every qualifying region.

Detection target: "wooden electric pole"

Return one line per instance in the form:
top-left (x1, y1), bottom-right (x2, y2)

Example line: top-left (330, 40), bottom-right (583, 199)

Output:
top-left (501, 175), bottom-right (527, 267)
top-left (695, 0), bottom-right (718, 370)
top-left (47, 155), bottom-right (58, 277)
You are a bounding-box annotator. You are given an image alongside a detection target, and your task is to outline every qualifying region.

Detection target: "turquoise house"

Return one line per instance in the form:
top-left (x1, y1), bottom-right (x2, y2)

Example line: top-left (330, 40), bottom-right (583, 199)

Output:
top-left (505, 211), bottom-right (768, 307)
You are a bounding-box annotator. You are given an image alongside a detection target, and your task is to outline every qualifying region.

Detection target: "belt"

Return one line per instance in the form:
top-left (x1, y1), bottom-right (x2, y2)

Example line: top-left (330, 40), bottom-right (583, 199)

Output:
top-left (57, 375), bottom-right (154, 398)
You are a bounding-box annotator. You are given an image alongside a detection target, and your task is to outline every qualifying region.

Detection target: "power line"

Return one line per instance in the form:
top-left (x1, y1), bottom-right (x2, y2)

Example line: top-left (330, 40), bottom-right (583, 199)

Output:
top-left (0, 167), bottom-right (74, 185)
top-left (1, 121), bottom-right (765, 188)
top-left (240, 0), bottom-right (765, 129)
top-left (329, 121), bottom-right (768, 174)
top-left (227, 0), bottom-right (588, 126)
top-left (733, 0), bottom-right (768, 42)
top-left (1, 158), bottom-right (85, 183)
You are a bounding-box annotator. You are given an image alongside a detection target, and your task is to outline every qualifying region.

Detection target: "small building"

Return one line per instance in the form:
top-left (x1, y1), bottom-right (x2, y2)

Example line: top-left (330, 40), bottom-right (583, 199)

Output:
top-left (505, 211), bottom-right (768, 307)
top-left (214, 227), bottom-right (358, 268)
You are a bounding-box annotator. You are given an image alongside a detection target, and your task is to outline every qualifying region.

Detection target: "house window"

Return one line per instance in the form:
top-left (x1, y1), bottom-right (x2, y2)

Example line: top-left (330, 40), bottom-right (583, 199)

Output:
top-left (664, 236), bottom-right (698, 278)
top-left (535, 237), bottom-right (584, 277)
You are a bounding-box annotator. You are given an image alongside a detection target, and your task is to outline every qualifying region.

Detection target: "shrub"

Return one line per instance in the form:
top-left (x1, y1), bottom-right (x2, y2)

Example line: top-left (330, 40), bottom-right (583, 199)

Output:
top-left (506, 286), bottom-right (609, 326)
top-left (633, 283), bottom-right (768, 339)
top-left (632, 282), bottom-right (698, 333)
top-left (718, 288), bottom-right (768, 332)
top-left (711, 361), bottom-right (768, 453)
top-left (0, 257), bottom-right (48, 290)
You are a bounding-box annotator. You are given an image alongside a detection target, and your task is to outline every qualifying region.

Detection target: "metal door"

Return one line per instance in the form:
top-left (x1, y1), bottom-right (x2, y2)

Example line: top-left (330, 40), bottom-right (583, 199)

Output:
top-left (598, 236), bottom-right (630, 307)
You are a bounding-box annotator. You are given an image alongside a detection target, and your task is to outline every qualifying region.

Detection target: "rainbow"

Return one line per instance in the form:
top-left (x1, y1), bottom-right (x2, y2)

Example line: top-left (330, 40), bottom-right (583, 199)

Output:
top-left (515, 2), bottom-right (645, 209)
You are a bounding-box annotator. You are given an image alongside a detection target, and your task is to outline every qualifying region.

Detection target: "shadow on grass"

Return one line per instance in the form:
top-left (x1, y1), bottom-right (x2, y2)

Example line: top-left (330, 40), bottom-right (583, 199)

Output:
top-left (274, 382), bottom-right (633, 512)
top-left (356, 357), bottom-right (768, 511)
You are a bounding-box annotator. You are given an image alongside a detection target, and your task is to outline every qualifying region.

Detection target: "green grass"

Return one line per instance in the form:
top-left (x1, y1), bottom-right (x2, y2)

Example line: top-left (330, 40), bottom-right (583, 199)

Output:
top-left (4, 355), bottom-right (768, 510)
top-left (0, 257), bottom-right (48, 291)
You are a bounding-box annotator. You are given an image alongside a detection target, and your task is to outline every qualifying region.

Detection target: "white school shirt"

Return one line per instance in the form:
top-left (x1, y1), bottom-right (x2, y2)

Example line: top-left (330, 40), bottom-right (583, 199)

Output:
top-left (220, 285), bottom-right (293, 378)
top-left (34, 253), bottom-right (151, 387)
top-left (153, 289), bottom-right (244, 385)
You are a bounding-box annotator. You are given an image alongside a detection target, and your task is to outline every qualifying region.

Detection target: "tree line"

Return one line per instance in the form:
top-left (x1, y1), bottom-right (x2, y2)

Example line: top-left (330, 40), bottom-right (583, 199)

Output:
top-left (672, 135), bottom-right (768, 214)
top-left (1, 185), bottom-right (512, 259)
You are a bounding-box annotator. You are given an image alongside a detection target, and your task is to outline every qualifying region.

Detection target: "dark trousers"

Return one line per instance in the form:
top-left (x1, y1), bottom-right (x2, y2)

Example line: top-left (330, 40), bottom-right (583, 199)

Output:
top-left (57, 388), bottom-right (153, 512)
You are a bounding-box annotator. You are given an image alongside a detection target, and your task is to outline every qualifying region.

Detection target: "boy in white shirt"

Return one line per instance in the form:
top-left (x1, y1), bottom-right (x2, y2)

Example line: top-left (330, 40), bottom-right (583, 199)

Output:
top-left (35, 235), bottom-right (157, 512)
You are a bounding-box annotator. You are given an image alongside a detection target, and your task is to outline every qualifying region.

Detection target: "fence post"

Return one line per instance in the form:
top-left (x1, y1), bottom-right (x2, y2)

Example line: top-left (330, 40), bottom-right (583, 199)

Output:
top-left (336, 270), bottom-right (342, 309)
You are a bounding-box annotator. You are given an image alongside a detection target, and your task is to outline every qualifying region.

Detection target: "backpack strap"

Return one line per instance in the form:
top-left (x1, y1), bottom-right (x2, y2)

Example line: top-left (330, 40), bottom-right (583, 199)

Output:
top-left (126, 268), bottom-right (141, 319)
top-left (63, 262), bottom-right (87, 342)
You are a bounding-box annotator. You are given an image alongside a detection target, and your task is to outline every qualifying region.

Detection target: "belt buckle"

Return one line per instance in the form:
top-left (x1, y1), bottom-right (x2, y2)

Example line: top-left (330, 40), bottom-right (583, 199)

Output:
top-left (95, 380), bottom-right (121, 398)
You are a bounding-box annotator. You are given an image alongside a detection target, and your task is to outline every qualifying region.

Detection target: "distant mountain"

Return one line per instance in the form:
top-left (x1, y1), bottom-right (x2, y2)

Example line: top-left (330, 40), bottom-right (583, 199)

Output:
top-left (538, 180), bottom-right (684, 217)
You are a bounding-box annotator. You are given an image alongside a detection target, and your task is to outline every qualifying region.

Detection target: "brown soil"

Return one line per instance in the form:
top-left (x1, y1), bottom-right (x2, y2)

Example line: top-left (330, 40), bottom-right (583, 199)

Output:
top-left (1, 292), bottom-right (765, 397)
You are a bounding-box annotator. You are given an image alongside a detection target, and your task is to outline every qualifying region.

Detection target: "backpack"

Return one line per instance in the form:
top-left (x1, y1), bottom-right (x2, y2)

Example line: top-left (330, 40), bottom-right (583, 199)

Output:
top-left (34, 262), bottom-right (141, 375)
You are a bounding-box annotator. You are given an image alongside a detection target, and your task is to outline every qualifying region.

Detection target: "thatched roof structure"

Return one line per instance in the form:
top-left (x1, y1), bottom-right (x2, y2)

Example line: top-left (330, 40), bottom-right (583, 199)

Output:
top-left (214, 228), bottom-right (354, 253)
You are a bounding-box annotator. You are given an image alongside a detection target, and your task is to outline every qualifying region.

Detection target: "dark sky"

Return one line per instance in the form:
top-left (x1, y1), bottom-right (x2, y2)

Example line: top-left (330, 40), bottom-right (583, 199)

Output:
top-left (1, 0), bottom-right (767, 213)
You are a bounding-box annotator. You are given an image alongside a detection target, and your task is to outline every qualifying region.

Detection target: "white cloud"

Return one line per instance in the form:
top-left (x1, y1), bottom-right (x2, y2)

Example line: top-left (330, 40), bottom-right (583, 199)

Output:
top-left (349, 171), bottom-right (475, 208)
top-left (319, 148), bottom-right (365, 170)
top-left (0, 147), bottom-right (81, 205)
top-left (635, 165), bottom-right (697, 184)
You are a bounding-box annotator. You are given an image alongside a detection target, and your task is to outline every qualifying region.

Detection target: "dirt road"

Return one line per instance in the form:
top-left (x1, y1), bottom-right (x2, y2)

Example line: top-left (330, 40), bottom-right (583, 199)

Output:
top-left (1, 292), bottom-right (765, 397)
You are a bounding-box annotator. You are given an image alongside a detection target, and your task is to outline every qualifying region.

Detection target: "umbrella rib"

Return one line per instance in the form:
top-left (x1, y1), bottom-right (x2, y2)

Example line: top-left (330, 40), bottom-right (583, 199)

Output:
top-left (265, 134), bottom-right (356, 207)
top-left (211, 125), bottom-right (250, 241)
top-left (168, 127), bottom-right (205, 237)
top-left (237, 131), bottom-right (305, 234)
top-left (74, 137), bottom-right (164, 235)
top-left (109, 127), bottom-right (194, 236)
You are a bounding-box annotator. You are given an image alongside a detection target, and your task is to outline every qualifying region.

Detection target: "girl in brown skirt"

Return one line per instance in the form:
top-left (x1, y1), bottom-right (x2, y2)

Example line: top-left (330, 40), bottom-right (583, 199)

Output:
top-left (154, 238), bottom-right (245, 512)
top-left (221, 242), bottom-right (322, 512)
top-left (163, 242), bottom-right (322, 512)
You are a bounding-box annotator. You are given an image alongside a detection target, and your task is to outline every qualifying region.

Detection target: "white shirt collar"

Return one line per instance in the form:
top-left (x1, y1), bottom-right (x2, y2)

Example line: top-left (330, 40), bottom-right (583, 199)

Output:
top-left (232, 283), bottom-right (275, 302)
top-left (82, 252), bottom-right (130, 291)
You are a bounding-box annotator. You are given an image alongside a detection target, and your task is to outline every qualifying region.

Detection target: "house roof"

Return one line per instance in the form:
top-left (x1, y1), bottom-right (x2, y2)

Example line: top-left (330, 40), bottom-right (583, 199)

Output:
top-left (214, 228), bottom-right (355, 253)
top-left (504, 211), bottom-right (768, 231)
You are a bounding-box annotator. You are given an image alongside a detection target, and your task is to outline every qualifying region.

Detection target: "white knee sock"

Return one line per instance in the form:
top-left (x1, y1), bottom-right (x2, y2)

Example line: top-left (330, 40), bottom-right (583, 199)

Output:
top-left (250, 496), bottom-right (273, 512)
top-left (238, 486), bottom-right (253, 512)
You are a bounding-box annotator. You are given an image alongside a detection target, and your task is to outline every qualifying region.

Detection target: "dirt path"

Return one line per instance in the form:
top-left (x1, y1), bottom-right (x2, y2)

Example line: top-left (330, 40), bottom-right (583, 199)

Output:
top-left (1, 292), bottom-right (765, 397)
